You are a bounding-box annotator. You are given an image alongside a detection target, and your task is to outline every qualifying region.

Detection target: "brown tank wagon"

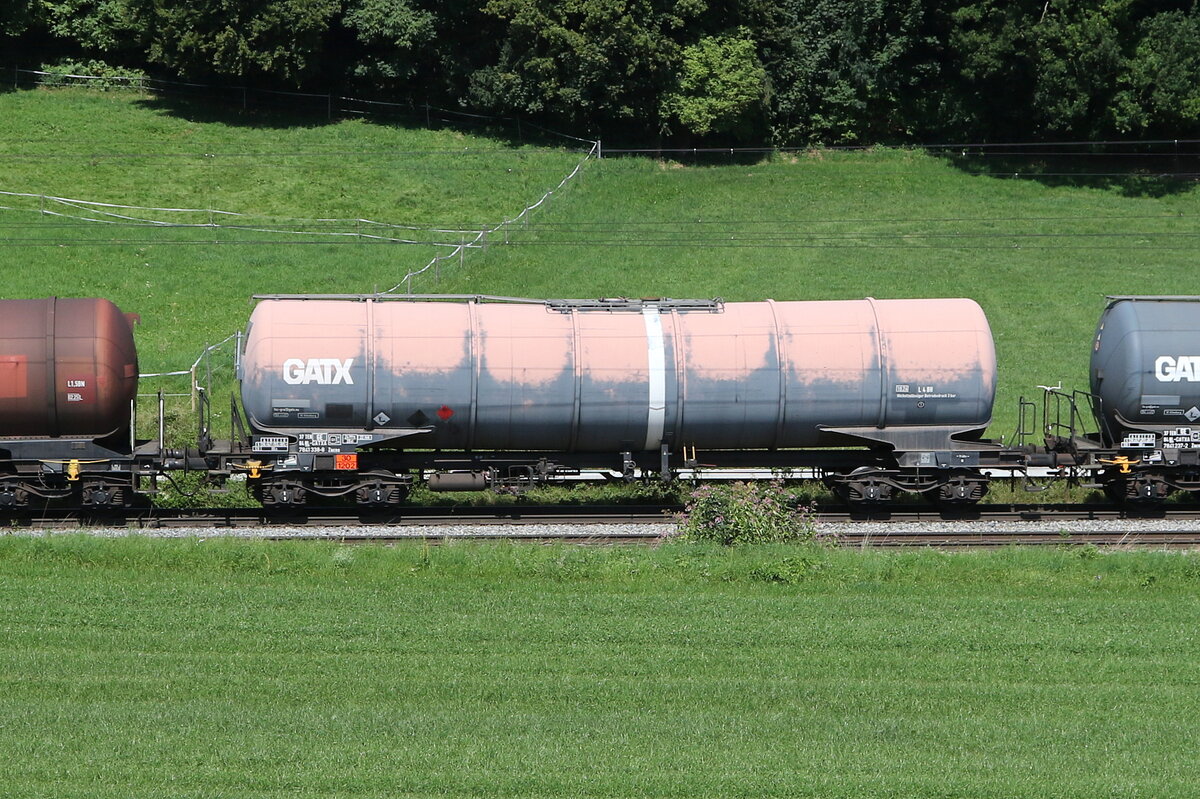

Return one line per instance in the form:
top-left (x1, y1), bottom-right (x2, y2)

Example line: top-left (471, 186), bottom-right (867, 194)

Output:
top-left (0, 297), bottom-right (138, 438)
top-left (0, 298), bottom-right (160, 509)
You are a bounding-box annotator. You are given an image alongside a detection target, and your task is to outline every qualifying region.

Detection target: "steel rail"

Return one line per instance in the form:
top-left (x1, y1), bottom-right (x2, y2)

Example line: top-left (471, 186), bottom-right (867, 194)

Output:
top-left (0, 503), bottom-right (683, 530)
top-left (5, 503), bottom-right (1200, 547)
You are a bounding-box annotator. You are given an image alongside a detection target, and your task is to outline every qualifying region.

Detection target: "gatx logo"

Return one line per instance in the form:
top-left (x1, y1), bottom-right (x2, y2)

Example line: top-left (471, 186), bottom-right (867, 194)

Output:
top-left (283, 358), bottom-right (354, 385)
top-left (1155, 356), bottom-right (1200, 382)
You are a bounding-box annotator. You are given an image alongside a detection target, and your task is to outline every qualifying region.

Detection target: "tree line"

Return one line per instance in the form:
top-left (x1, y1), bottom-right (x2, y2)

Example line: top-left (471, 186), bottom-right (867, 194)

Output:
top-left (5, 0), bottom-right (1200, 145)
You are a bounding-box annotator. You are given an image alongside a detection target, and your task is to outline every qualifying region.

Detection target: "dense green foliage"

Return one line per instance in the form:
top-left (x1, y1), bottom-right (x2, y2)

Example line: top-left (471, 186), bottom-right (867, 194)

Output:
top-left (124, 0), bottom-right (342, 84)
top-left (8, 0), bottom-right (1200, 143)
top-left (2, 535), bottom-right (1200, 796)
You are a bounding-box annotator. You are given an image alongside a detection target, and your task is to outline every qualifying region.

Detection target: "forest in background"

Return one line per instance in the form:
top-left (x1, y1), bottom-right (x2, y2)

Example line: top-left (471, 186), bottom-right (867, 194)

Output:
top-left (4, 1), bottom-right (1200, 145)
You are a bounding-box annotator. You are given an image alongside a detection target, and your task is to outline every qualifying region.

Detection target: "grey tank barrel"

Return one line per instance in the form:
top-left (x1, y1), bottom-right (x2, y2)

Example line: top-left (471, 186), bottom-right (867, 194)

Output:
top-left (1092, 296), bottom-right (1200, 439)
top-left (239, 296), bottom-right (996, 453)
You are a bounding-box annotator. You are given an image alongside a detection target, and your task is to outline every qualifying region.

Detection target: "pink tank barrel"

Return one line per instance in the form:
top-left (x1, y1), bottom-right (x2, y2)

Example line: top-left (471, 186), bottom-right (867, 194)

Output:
top-left (241, 296), bottom-right (995, 452)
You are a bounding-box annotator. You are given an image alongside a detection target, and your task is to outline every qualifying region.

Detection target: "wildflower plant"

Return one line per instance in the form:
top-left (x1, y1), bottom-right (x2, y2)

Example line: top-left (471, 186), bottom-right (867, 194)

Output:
top-left (677, 481), bottom-right (817, 545)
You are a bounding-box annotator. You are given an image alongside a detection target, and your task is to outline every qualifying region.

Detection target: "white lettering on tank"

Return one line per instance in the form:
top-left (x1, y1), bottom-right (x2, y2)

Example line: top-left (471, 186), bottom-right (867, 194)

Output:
top-left (282, 358), bottom-right (355, 385)
top-left (1156, 356), bottom-right (1200, 382)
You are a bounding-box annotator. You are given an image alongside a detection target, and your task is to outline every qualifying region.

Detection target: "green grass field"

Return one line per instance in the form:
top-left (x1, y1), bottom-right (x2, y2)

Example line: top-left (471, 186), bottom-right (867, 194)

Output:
top-left (2, 536), bottom-right (1199, 798)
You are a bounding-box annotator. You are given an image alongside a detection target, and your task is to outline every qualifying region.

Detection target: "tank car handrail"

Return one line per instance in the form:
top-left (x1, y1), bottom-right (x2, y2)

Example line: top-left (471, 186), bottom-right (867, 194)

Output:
top-left (1041, 388), bottom-right (1110, 450)
top-left (1103, 295), bottom-right (1200, 307)
top-left (544, 298), bottom-right (723, 313)
top-left (254, 293), bottom-right (549, 303)
top-left (1012, 396), bottom-right (1039, 448)
top-left (1081, 390), bottom-right (1115, 447)
top-left (251, 293), bottom-right (725, 312)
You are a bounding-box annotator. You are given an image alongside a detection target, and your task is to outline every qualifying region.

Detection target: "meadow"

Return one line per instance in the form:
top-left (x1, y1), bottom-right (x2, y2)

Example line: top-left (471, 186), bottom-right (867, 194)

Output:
top-left (2, 535), bottom-right (1199, 798)
top-left (4, 88), bottom-right (1199, 441)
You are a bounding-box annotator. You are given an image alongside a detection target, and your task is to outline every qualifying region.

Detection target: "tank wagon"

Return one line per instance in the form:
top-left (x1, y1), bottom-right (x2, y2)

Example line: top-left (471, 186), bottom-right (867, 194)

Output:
top-left (0, 297), bottom-right (159, 507)
top-left (210, 294), bottom-right (1013, 507)
top-left (1038, 296), bottom-right (1200, 502)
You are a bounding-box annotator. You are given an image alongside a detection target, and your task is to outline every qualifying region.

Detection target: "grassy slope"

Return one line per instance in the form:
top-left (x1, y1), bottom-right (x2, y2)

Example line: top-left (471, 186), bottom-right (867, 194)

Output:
top-left (4, 94), bottom-right (1200, 796)
top-left (6, 89), bottom-right (1198, 437)
top-left (0, 88), bottom-right (582, 374)
top-left (2, 537), bottom-right (1199, 798)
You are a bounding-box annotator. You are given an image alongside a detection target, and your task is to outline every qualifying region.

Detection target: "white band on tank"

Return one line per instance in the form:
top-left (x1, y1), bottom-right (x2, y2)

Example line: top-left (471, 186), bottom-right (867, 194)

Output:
top-left (643, 306), bottom-right (666, 450)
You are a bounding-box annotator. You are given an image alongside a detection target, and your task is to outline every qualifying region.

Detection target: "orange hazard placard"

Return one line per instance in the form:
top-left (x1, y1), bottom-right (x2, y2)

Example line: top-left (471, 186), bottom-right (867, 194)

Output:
top-left (0, 356), bottom-right (28, 400)
top-left (335, 454), bottom-right (358, 470)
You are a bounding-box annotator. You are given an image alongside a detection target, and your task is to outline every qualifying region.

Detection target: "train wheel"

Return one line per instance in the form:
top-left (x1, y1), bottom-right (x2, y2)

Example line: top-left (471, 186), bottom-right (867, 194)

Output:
top-left (355, 482), bottom-right (409, 507)
top-left (931, 472), bottom-right (989, 506)
top-left (254, 480), bottom-right (308, 508)
top-left (825, 467), bottom-right (895, 505)
top-left (0, 480), bottom-right (29, 510)
top-left (1103, 474), bottom-right (1170, 505)
top-left (79, 479), bottom-right (138, 509)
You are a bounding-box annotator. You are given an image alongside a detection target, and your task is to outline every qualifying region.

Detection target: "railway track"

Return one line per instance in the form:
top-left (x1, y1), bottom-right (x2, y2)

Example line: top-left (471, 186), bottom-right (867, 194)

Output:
top-left (0, 503), bottom-right (682, 530)
top-left (6, 502), bottom-right (1200, 547)
top-left (2, 500), bottom-right (1197, 525)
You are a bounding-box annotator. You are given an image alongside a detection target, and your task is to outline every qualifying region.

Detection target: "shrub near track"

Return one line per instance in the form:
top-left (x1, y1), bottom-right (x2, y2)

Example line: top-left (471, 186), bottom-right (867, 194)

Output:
top-left (1, 536), bottom-right (1199, 797)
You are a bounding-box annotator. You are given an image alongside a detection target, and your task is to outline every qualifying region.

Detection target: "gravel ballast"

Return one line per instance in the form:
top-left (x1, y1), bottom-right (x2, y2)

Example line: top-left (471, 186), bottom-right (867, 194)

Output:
top-left (6, 517), bottom-right (1200, 541)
